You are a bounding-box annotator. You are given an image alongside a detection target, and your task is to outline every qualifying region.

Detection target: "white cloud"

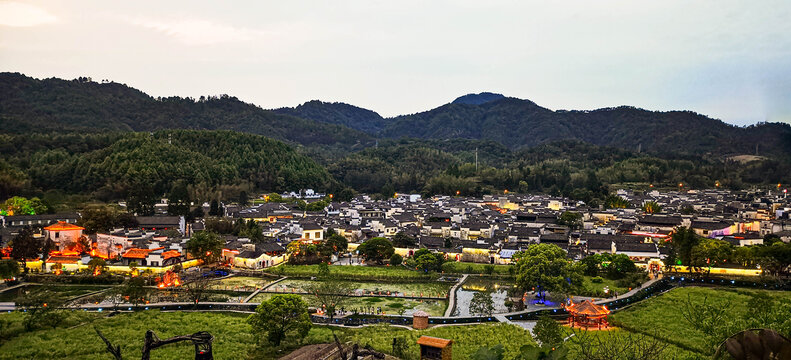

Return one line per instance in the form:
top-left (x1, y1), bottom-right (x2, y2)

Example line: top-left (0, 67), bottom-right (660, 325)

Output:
top-left (127, 17), bottom-right (268, 46)
top-left (0, 2), bottom-right (57, 27)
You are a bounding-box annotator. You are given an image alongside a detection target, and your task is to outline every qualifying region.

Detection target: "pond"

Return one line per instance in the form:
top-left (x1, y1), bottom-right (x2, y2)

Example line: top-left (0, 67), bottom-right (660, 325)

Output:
top-left (270, 279), bottom-right (452, 298)
top-left (0, 284), bottom-right (112, 303)
top-left (250, 292), bottom-right (447, 316)
top-left (451, 277), bottom-right (514, 317)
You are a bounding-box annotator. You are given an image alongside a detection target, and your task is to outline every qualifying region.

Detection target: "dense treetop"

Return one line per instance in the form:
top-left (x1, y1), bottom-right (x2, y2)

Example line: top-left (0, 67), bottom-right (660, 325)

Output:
top-left (0, 130), bottom-right (336, 201)
top-left (273, 100), bottom-right (389, 134)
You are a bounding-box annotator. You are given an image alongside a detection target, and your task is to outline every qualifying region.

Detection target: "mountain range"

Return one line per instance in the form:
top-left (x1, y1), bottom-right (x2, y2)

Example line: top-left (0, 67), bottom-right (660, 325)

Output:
top-left (2, 72), bottom-right (790, 158)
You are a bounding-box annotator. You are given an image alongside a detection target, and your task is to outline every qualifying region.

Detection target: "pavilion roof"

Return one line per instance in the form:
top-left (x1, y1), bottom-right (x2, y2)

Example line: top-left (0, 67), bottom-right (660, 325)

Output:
top-left (566, 300), bottom-right (610, 316)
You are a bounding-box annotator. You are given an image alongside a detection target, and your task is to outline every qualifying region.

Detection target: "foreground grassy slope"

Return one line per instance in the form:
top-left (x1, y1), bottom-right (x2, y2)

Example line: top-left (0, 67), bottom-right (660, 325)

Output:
top-left (610, 286), bottom-right (791, 355)
top-left (0, 311), bottom-right (531, 360)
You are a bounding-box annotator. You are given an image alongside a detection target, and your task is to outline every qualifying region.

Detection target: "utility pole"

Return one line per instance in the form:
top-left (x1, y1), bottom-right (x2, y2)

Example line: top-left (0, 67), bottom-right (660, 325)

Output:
top-left (475, 147), bottom-right (478, 172)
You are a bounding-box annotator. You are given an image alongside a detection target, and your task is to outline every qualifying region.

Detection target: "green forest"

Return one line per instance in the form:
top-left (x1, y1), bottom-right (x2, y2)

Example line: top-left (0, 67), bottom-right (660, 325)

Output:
top-left (0, 130), bottom-right (338, 206)
top-left (2, 73), bottom-right (791, 209)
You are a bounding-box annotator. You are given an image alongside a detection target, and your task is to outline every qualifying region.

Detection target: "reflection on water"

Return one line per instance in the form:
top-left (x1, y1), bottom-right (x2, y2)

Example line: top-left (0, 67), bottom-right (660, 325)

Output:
top-left (452, 277), bottom-right (513, 317)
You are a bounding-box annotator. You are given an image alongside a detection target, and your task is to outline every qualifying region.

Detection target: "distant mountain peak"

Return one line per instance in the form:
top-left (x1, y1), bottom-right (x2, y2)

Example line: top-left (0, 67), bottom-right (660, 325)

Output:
top-left (452, 92), bottom-right (505, 105)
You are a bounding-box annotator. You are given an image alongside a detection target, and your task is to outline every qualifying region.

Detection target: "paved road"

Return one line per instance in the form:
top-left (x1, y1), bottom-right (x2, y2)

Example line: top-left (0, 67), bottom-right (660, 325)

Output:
top-left (443, 274), bottom-right (468, 317)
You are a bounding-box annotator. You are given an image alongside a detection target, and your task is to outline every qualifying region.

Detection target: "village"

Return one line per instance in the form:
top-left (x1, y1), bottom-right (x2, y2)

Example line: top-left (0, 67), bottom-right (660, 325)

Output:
top-left (2, 187), bottom-right (788, 275)
top-left (1, 187), bottom-right (790, 359)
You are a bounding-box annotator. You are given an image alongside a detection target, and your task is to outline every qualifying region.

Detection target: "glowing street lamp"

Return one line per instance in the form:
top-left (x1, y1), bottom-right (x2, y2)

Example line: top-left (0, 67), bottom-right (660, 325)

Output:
top-left (456, 190), bottom-right (460, 196)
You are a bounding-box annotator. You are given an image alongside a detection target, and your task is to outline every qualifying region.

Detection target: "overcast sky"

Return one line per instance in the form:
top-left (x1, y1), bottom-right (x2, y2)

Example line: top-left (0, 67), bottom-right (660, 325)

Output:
top-left (1, 1), bottom-right (790, 124)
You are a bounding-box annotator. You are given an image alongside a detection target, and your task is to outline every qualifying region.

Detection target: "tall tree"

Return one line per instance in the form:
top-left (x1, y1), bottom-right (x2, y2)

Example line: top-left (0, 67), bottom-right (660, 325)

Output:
top-left (513, 244), bottom-right (582, 302)
top-left (167, 180), bottom-right (190, 217)
top-left (470, 291), bottom-right (495, 316)
top-left (664, 226), bottom-right (701, 268)
top-left (247, 294), bottom-right (311, 346)
top-left (9, 226), bottom-right (41, 273)
top-left (0, 259), bottom-right (21, 282)
top-left (356, 237), bottom-right (394, 265)
top-left (302, 280), bottom-right (355, 321)
top-left (185, 231), bottom-right (223, 265)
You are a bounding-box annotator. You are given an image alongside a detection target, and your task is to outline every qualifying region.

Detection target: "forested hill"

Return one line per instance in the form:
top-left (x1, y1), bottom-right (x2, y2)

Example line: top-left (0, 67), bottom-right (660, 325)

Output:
top-left (0, 73), bottom-right (373, 148)
top-left (451, 92), bottom-right (505, 105)
top-left (273, 100), bottom-right (388, 134)
top-left (0, 130), bottom-right (337, 201)
top-left (379, 97), bottom-right (791, 157)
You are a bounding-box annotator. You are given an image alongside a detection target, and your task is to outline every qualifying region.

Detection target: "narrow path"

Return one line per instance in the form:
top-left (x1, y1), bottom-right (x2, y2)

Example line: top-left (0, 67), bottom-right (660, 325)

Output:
top-left (261, 276), bottom-right (288, 291)
top-left (444, 274), bottom-right (468, 317)
top-left (0, 283), bottom-right (28, 294)
top-left (594, 277), bottom-right (660, 305)
top-left (243, 276), bottom-right (288, 303)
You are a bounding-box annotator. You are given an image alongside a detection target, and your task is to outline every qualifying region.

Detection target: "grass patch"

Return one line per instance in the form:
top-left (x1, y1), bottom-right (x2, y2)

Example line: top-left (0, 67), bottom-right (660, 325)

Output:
top-left (610, 286), bottom-right (791, 355)
top-left (207, 276), bottom-right (279, 291)
top-left (271, 279), bottom-right (453, 297)
top-left (574, 276), bottom-right (629, 298)
top-left (269, 264), bottom-right (439, 282)
top-left (441, 262), bottom-right (513, 275)
top-left (0, 284), bottom-right (112, 302)
top-left (560, 327), bottom-right (703, 359)
top-left (250, 293), bottom-right (447, 316)
top-left (0, 310), bottom-right (528, 359)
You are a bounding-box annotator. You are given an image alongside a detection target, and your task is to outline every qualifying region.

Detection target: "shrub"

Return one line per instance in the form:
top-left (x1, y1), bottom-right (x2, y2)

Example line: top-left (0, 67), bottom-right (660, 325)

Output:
top-left (484, 265), bottom-right (495, 275)
top-left (390, 253), bottom-right (403, 266)
top-left (591, 276), bottom-right (604, 283)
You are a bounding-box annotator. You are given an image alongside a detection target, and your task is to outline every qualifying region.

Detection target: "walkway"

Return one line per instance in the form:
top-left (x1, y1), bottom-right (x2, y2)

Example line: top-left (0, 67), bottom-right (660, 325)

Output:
top-left (443, 274), bottom-right (468, 317)
top-left (243, 276), bottom-right (288, 303)
top-left (593, 277), bottom-right (661, 305)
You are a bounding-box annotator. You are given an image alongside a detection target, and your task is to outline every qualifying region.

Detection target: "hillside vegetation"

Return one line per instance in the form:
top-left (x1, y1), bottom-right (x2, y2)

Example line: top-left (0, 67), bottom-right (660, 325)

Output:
top-left (0, 130), bottom-right (336, 201)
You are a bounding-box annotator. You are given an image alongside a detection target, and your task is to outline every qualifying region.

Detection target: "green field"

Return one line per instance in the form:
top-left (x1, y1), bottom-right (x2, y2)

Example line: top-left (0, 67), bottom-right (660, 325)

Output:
top-left (0, 311), bottom-right (531, 360)
top-left (2, 285), bottom-right (788, 359)
top-left (271, 279), bottom-right (452, 298)
top-left (269, 264), bottom-right (440, 281)
top-left (207, 276), bottom-right (280, 291)
top-left (609, 286), bottom-right (791, 356)
top-left (250, 292), bottom-right (447, 316)
top-left (561, 327), bottom-right (703, 359)
top-left (0, 284), bottom-right (113, 302)
top-left (441, 262), bottom-right (513, 275)
top-left (574, 276), bottom-right (629, 298)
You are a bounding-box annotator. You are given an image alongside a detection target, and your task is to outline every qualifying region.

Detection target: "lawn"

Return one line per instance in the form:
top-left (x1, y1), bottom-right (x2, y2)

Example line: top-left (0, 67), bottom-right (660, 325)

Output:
top-left (0, 310), bottom-right (531, 360)
top-left (441, 262), bottom-right (513, 275)
top-left (272, 279), bottom-right (453, 298)
top-left (574, 275), bottom-right (629, 298)
top-left (609, 286), bottom-right (791, 355)
top-left (269, 264), bottom-right (440, 281)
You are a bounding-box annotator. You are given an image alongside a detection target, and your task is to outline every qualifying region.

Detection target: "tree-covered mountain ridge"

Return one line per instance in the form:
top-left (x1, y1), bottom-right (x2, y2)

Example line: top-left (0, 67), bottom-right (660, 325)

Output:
top-left (2, 72), bottom-right (789, 158)
top-left (0, 72), bottom-right (374, 149)
top-left (379, 97), bottom-right (791, 156)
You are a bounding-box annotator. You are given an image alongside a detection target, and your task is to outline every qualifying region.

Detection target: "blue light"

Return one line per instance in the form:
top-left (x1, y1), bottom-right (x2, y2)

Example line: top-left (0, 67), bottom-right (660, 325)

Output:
top-left (98, 308), bottom-right (103, 312)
